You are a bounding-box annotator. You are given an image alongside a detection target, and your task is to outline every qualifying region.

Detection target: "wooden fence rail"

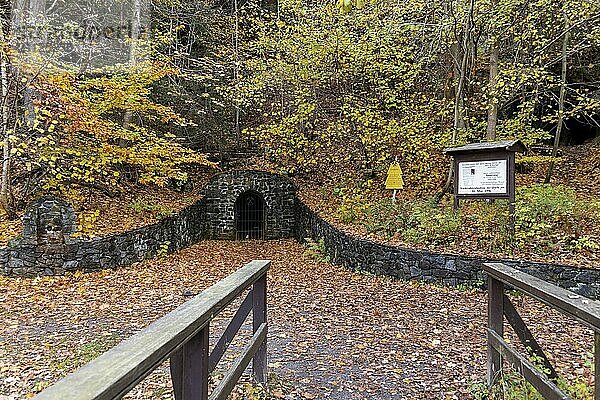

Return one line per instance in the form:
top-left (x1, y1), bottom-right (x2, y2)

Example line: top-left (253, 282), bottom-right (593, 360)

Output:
top-left (483, 262), bottom-right (600, 400)
top-left (34, 259), bottom-right (271, 400)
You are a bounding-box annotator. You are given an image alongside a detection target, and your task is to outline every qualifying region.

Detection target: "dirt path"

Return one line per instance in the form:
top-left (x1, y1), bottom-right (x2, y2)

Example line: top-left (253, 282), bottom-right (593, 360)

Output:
top-left (0, 240), bottom-right (594, 399)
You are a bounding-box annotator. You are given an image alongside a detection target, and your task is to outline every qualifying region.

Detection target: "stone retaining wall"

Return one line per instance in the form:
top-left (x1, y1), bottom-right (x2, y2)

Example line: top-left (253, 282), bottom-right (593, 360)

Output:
top-left (0, 170), bottom-right (297, 277)
top-left (2, 170), bottom-right (600, 300)
top-left (294, 201), bottom-right (600, 298)
top-left (1, 199), bottom-right (207, 276)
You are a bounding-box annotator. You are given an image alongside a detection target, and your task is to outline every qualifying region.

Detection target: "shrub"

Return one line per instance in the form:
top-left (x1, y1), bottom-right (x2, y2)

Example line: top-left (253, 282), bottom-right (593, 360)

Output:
top-left (128, 199), bottom-right (175, 220)
top-left (333, 186), bottom-right (371, 223)
top-left (515, 184), bottom-right (599, 252)
top-left (359, 184), bottom-right (599, 257)
top-left (403, 200), bottom-right (461, 246)
top-left (515, 184), bottom-right (576, 238)
top-left (461, 200), bottom-right (511, 252)
top-left (303, 237), bottom-right (331, 263)
top-left (471, 370), bottom-right (594, 400)
top-left (363, 198), bottom-right (460, 246)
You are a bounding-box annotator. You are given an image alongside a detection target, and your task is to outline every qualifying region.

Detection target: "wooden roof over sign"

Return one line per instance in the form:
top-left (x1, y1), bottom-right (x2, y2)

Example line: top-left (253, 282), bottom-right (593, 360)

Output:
top-left (444, 140), bottom-right (526, 155)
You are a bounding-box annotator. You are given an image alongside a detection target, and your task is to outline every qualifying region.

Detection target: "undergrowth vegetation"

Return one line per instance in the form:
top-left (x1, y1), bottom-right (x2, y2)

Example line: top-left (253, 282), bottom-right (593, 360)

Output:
top-left (332, 183), bottom-right (600, 261)
top-left (471, 366), bottom-right (594, 400)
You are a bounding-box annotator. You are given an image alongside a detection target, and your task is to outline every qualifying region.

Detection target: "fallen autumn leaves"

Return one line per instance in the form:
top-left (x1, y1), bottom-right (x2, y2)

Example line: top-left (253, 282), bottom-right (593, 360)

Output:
top-left (0, 240), bottom-right (595, 399)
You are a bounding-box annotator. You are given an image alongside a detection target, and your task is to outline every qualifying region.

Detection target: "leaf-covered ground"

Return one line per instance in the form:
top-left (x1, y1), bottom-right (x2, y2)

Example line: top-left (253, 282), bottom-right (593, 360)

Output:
top-left (0, 240), bottom-right (594, 399)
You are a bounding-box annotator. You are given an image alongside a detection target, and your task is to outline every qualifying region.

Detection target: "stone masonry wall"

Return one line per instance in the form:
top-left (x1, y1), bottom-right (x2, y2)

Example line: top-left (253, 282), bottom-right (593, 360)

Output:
top-left (0, 170), bottom-right (297, 276)
top-left (3, 170), bottom-right (600, 298)
top-left (1, 198), bottom-right (207, 277)
top-left (295, 201), bottom-right (600, 298)
top-left (202, 170), bottom-right (297, 240)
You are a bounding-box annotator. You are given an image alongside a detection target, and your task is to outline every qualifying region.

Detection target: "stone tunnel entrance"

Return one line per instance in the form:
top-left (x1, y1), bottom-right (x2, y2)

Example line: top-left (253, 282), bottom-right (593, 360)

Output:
top-left (202, 170), bottom-right (297, 240)
top-left (235, 191), bottom-right (265, 240)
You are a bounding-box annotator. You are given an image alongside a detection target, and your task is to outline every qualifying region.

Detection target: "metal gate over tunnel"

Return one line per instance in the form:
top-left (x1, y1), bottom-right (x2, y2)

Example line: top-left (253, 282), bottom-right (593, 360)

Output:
top-left (235, 191), bottom-right (265, 240)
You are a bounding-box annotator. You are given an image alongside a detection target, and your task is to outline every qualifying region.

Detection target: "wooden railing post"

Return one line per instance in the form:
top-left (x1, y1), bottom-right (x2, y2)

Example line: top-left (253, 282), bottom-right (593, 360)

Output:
top-left (33, 260), bottom-right (270, 400)
top-left (488, 275), bottom-right (504, 387)
top-left (252, 273), bottom-right (268, 384)
top-left (170, 325), bottom-right (210, 400)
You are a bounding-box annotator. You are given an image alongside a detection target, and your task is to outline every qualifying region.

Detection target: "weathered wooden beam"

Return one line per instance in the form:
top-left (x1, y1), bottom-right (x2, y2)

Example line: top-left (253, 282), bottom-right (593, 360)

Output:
top-left (488, 329), bottom-right (569, 400)
top-left (483, 263), bottom-right (600, 332)
top-left (252, 273), bottom-right (268, 384)
top-left (503, 295), bottom-right (559, 382)
top-left (487, 276), bottom-right (504, 387)
top-left (171, 325), bottom-right (210, 400)
top-left (595, 332), bottom-right (600, 400)
top-left (209, 291), bottom-right (253, 372)
top-left (209, 323), bottom-right (268, 400)
top-left (34, 260), bottom-right (271, 400)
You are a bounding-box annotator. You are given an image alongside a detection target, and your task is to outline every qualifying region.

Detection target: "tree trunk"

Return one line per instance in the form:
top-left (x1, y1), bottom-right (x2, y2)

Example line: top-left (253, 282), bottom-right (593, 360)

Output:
top-left (0, 21), bottom-right (14, 218)
top-left (486, 0), bottom-right (499, 141)
top-left (123, 0), bottom-right (142, 131)
top-left (545, 15), bottom-right (569, 184)
top-left (233, 0), bottom-right (240, 145)
top-left (22, 0), bottom-right (46, 128)
top-left (436, 0), bottom-right (474, 203)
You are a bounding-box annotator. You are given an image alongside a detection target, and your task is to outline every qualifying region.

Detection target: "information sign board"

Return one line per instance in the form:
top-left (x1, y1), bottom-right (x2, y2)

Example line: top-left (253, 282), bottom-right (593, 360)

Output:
top-left (457, 160), bottom-right (507, 195)
top-left (445, 140), bottom-right (526, 234)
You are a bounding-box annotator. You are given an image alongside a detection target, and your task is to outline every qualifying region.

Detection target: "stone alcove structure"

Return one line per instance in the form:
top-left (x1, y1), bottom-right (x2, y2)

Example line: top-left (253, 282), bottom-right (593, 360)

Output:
top-left (202, 170), bottom-right (297, 240)
top-left (20, 195), bottom-right (77, 247)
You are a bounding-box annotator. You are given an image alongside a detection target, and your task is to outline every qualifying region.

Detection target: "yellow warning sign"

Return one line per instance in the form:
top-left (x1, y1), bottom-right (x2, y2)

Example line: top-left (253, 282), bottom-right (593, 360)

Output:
top-left (385, 163), bottom-right (404, 190)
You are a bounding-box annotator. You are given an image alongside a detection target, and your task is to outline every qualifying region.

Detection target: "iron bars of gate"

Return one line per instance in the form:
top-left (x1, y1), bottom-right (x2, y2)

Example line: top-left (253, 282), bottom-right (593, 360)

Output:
top-left (235, 191), bottom-right (266, 240)
top-left (483, 262), bottom-right (600, 400)
top-left (34, 260), bottom-right (270, 400)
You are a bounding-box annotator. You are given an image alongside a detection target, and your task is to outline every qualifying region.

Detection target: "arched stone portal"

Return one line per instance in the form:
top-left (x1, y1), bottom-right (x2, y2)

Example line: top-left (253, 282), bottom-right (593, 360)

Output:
top-left (235, 191), bottom-right (265, 240)
top-left (202, 170), bottom-right (297, 240)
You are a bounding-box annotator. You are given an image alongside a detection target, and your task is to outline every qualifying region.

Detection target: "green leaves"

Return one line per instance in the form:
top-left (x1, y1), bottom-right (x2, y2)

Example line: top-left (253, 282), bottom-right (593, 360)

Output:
top-left (236, 0), bottom-right (453, 189)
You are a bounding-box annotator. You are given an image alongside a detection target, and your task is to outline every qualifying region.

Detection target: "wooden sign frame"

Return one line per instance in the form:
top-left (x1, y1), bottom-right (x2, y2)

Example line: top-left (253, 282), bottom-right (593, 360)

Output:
top-left (445, 140), bottom-right (526, 231)
top-left (452, 150), bottom-right (516, 207)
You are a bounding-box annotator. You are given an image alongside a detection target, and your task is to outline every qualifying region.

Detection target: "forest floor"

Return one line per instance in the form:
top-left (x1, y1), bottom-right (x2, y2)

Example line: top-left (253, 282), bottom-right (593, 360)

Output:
top-left (0, 240), bottom-right (594, 399)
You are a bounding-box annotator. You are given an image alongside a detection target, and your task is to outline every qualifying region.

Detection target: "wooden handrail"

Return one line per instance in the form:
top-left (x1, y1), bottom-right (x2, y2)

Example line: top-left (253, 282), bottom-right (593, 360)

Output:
top-left (483, 262), bottom-right (600, 400)
top-left (34, 259), bottom-right (271, 400)
top-left (483, 262), bottom-right (600, 332)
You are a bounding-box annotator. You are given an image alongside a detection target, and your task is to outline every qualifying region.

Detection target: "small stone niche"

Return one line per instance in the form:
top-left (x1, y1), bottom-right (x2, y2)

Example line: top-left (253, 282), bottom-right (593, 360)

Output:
top-left (21, 196), bottom-right (77, 247)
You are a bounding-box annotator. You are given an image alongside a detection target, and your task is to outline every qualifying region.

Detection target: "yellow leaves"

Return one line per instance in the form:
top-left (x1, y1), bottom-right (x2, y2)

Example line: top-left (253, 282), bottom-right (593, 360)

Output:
top-left (10, 56), bottom-right (215, 194)
top-left (76, 210), bottom-right (100, 237)
top-left (337, 0), bottom-right (353, 13)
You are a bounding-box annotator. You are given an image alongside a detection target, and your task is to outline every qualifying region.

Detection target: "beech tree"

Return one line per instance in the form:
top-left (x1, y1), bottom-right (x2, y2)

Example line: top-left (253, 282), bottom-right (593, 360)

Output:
top-left (0, 0), bottom-right (216, 218)
top-left (231, 0), bottom-right (600, 192)
top-left (1, 0), bottom-right (599, 216)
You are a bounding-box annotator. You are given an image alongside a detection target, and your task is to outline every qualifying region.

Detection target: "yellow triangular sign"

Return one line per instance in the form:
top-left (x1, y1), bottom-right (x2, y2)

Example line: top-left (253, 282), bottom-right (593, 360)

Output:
top-left (385, 163), bottom-right (404, 190)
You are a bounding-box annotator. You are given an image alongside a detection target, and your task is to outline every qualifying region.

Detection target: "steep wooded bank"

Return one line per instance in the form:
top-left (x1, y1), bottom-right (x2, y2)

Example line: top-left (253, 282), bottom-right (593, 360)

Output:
top-left (0, 0), bottom-right (599, 265)
top-left (1, 0), bottom-right (599, 213)
top-left (233, 0), bottom-right (600, 188)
